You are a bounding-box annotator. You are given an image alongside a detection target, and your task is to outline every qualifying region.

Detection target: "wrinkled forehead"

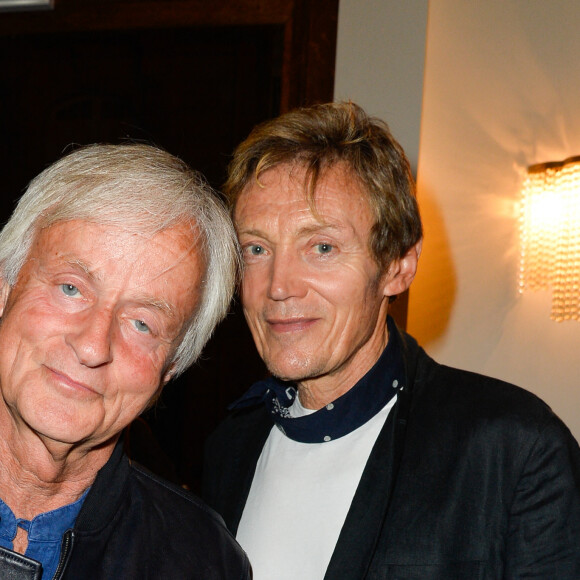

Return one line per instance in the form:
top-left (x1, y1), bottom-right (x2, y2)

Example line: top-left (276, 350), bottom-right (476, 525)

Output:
top-left (32, 218), bottom-right (204, 280)
top-left (235, 161), bottom-right (374, 221)
top-left (233, 164), bottom-right (379, 254)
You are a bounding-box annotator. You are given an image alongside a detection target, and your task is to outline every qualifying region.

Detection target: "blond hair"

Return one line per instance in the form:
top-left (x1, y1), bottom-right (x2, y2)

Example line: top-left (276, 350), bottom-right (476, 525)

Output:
top-left (224, 101), bottom-right (422, 269)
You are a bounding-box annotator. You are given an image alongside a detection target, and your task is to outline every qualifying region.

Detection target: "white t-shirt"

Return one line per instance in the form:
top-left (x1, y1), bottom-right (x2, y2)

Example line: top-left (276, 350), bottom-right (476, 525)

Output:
top-left (236, 395), bottom-right (397, 580)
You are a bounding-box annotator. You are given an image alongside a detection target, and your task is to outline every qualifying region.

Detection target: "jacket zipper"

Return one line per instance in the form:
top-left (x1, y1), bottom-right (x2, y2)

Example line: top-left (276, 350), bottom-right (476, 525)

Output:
top-left (52, 529), bottom-right (74, 580)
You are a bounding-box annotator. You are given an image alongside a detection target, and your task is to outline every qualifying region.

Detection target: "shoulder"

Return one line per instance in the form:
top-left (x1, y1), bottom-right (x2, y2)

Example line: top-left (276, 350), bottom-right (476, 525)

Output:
top-left (405, 345), bottom-right (580, 475)
top-left (128, 460), bottom-right (228, 526)
top-left (399, 329), bottom-right (545, 419)
top-left (202, 404), bottom-right (273, 514)
top-left (71, 449), bottom-right (251, 578)
top-left (396, 329), bottom-right (578, 464)
top-left (127, 462), bottom-right (249, 564)
top-left (407, 340), bottom-right (553, 423)
top-left (387, 337), bottom-right (580, 576)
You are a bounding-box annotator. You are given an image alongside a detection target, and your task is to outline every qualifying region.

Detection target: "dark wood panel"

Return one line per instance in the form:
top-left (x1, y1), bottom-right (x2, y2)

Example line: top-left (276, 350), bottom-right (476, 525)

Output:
top-left (0, 0), bottom-right (294, 33)
top-left (0, 0), bottom-right (338, 112)
top-left (0, 25), bottom-right (282, 216)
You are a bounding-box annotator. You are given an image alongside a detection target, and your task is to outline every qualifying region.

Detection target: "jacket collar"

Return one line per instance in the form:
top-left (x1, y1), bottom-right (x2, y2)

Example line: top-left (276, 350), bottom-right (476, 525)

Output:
top-left (225, 407), bottom-right (273, 536)
top-left (324, 328), bottom-right (416, 579)
top-left (230, 316), bottom-right (406, 444)
top-left (73, 437), bottom-right (130, 532)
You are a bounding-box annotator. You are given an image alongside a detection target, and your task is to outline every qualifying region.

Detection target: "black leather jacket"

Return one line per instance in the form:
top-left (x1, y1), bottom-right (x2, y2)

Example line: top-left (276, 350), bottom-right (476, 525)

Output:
top-left (51, 439), bottom-right (250, 579)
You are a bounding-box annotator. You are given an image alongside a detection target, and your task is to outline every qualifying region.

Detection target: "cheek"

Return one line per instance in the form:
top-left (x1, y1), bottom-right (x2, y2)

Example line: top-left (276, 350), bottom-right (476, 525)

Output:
top-left (309, 271), bottom-right (361, 305)
top-left (241, 277), bottom-right (265, 320)
top-left (3, 292), bottom-right (73, 352)
top-left (0, 302), bottom-right (53, 358)
top-left (114, 341), bottom-right (166, 394)
top-left (318, 274), bottom-right (382, 318)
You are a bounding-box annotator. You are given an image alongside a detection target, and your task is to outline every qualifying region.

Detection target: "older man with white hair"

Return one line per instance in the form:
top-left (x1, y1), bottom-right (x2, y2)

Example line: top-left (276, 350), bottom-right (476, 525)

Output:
top-left (0, 144), bottom-right (249, 579)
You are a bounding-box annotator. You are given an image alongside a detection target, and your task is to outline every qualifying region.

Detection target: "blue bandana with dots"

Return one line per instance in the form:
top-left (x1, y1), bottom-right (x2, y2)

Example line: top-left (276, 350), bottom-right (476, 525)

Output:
top-left (229, 316), bottom-right (405, 444)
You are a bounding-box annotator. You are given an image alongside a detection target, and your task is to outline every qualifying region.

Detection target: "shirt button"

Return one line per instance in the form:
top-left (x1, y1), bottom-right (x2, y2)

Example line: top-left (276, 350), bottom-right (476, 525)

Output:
top-left (392, 379), bottom-right (399, 389)
top-left (323, 435), bottom-right (332, 442)
top-left (326, 403), bottom-right (334, 410)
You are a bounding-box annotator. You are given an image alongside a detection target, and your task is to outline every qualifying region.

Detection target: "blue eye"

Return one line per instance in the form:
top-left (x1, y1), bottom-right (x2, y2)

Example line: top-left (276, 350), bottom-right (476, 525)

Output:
top-left (133, 320), bottom-right (150, 334)
top-left (249, 245), bottom-right (264, 255)
top-left (61, 284), bottom-right (80, 297)
top-left (315, 243), bottom-right (333, 254)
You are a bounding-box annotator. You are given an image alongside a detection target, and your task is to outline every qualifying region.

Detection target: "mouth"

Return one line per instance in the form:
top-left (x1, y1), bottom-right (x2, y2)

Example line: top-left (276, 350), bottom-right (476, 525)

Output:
top-left (266, 317), bottom-right (318, 333)
top-left (45, 366), bottom-right (98, 396)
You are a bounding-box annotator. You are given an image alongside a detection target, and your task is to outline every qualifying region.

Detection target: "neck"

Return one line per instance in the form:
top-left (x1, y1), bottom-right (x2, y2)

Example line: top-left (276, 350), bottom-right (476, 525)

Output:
top-left (297, 320), bottom-right (390, 410)
top-left (0, 408), bottom-right (114, 520)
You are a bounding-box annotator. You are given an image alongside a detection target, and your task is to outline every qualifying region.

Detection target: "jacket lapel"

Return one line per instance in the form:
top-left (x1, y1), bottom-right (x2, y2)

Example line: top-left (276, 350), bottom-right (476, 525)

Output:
top-left (323, 327), bottom-right (416, 580)
top-left (220, 407), bottom-right (274, 535)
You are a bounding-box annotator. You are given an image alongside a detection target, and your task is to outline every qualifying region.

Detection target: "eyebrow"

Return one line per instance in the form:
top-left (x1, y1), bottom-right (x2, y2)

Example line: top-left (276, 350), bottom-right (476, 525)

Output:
top-left (67, 258), bottom-right (94, 278)
top-left (296, 222), bottom-right (344, 237)
top-left (132, 295), bottom-right (176, 318)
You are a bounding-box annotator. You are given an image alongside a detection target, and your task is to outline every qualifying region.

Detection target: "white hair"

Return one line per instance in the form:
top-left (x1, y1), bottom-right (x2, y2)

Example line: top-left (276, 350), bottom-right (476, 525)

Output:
top-left (0, 143), bottom-right (239, 377)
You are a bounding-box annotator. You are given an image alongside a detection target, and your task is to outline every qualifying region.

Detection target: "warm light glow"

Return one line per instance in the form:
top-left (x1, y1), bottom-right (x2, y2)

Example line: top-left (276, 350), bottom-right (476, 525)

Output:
top-left (519, 156), bottom-right (580, 321)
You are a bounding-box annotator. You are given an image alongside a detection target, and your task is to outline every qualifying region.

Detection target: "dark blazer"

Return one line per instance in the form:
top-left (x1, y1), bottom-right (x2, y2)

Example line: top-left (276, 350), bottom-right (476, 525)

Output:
top-left (203, 328), bottom-right (580, 580)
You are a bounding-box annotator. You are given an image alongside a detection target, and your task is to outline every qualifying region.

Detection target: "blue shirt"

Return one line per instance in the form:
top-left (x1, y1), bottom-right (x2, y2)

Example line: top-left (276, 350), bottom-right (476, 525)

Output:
top-left (0, 490), bottom-right (87, 580)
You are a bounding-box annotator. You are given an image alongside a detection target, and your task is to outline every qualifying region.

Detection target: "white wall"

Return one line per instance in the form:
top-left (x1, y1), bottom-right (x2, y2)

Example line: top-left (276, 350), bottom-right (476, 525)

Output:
top-left (335, 0), bottom-right (580, 441)
top-left (334, 0), bottom-right (428, 174)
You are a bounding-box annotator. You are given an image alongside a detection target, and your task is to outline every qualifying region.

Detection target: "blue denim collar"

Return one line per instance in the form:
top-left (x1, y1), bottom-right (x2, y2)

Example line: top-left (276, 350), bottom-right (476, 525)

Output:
top-left (0, 488), bottom-right (88, 580)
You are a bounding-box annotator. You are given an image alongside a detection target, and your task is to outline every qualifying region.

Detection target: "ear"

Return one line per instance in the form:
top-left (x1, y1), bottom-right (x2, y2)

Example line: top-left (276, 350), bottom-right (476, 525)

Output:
top-left (161, 364), bottom-right (176, 387)
top-left (0, 278), bottom-right (11, 318)
top-left (382, 239), bottom-right (422, 298)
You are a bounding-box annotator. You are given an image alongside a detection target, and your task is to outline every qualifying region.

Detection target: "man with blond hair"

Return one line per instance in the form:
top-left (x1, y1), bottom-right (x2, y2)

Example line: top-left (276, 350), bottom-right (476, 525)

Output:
top-left (204, 102), bottom-right (580, 579)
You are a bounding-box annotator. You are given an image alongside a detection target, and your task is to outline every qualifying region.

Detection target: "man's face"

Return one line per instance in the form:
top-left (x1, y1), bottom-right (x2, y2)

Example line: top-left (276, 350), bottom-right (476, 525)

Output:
top-left (235, 163), bottom-right (397, 402)
top-left (0, 220), bottom-right (202, 448)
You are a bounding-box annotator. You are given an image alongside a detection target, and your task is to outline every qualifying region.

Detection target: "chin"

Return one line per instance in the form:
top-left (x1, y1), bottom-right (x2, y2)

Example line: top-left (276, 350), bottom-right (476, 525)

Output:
top-left (266, 355), bottom-right (322, 383)
top-left (34, 426), bottom-right (89, 446)
top-left (24, 408), bottom-right (95, 446)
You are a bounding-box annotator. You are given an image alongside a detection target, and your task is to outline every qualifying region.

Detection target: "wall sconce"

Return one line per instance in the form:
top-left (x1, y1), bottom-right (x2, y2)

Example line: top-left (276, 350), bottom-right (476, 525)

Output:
top-left (519, 156), bottom-right (580, 321)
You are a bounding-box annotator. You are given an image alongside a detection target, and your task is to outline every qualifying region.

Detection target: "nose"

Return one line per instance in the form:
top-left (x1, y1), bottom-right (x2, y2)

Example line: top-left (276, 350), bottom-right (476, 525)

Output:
top-left (66, 307), bottom-right (114, 367)
top-left (267, 250), bottom-right (307, 301)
